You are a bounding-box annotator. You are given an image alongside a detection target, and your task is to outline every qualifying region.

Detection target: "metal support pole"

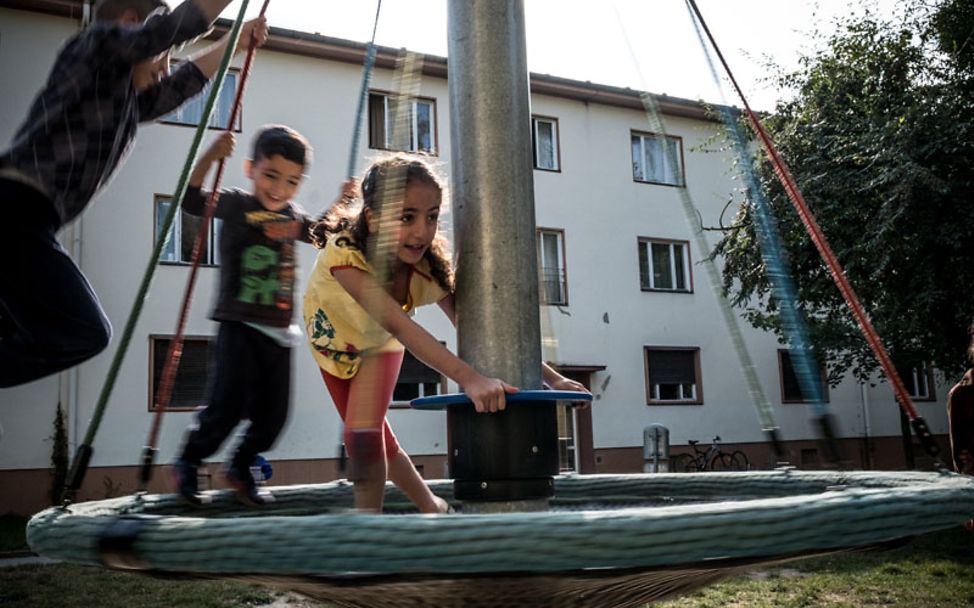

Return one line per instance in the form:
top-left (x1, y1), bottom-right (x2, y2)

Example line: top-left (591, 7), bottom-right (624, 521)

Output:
top-left (447, 0), bottom-right (556, 507)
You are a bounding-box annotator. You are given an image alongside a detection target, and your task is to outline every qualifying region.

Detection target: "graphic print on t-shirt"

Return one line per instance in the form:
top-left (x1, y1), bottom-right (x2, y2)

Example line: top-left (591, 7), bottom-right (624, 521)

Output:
top-left (237, 210), bottom-right (303, 309)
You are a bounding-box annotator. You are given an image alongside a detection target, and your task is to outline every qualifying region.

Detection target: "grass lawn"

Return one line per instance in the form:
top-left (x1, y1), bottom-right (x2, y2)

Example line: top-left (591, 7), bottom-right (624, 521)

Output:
top-left (3, 514), bottom-right (973, 607)
top-left (655, 526), bottom-right (974, 608)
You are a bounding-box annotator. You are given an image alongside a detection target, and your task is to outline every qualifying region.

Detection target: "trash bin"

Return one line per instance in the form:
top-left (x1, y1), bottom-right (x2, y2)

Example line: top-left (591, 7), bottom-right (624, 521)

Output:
top-left (643, 424), bottom-right (670, 473)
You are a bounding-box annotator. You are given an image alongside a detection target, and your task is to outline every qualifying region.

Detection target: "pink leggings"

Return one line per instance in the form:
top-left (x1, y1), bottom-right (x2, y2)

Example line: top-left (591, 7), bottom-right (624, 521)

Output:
top-left (320, 350), bottom-right (403, 462)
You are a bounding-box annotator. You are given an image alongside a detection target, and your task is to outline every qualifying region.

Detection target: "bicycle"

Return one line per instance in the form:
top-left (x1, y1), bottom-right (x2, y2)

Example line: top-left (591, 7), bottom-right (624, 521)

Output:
top-left (671, 435), bottom-right (749, 472)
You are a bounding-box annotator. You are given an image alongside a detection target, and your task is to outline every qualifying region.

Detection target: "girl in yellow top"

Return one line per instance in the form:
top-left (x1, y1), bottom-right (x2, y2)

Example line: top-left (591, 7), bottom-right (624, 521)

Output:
top-left (304, 155), bottom-right (585, 513)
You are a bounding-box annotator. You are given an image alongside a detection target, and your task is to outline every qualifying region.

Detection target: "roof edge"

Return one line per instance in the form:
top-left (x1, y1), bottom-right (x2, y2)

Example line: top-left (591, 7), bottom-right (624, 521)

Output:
top-left (0, 0), bottom-right (733, 121)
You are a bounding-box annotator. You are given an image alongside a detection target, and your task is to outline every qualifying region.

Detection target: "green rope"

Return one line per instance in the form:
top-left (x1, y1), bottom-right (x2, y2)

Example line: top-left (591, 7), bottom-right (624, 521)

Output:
top-left (64, 1), bottom-right (252, 503)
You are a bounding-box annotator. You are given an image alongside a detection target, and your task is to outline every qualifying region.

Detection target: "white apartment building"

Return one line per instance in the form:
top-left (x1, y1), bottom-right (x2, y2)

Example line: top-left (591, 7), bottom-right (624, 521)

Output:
top-left (0, 1), bottom-right (950, 516)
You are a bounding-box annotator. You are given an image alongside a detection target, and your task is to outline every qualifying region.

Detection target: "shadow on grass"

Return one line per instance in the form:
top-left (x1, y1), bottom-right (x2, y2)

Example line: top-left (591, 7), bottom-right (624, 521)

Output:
top-left (0, 563), bottom-right (282, 608)
top-left (0, 514), bottom-right (29, 554)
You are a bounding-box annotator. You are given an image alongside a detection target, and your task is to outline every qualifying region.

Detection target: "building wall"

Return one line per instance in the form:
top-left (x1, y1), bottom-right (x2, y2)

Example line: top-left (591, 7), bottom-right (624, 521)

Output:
top-left (0, 7), bottom-right (952, 516)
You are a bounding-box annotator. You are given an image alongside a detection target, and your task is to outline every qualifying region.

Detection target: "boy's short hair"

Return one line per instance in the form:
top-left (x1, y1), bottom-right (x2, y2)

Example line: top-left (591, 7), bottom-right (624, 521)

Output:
top-left (94, 0), bottom-right (170, 22)
top-left (252, 125), bottom-right (313, 169)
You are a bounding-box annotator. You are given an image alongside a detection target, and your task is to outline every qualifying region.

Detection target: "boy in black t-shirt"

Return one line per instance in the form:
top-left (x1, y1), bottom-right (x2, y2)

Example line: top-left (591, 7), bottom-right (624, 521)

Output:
top-left (173, 125), bottom-right (314, 506)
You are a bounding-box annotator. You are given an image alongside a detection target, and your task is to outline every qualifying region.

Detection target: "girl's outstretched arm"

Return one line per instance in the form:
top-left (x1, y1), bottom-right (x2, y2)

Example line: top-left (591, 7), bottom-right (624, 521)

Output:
top-left (334, 269), bottom-right (518, 413)
top-left (542, 363), bottom-right (591, 409)
top-left (440, 295), bottom-right (591, 407)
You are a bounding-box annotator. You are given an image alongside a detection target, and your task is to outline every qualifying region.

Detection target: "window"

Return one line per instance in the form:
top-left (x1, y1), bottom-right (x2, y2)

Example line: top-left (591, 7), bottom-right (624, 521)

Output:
top-left (369, 92), bottom-right (437, 154)
top-left (149, 336), bottom-right (214, 411)
top-left (800, 448), bottom-right (819, 468)
top-left (645, 347), bottom-right (701, 404)
top-left (779, 350), bottom-right (829, 403)
top-left (899, 364), bottom-right (935, 401)
top-left (631, 131), bottom-right (683, 186)
top-left (537, 229), bottom-right (568, 306)
top-left (557, 404), bottom-right (577, 473)
top-left (161, 68), bottom-right (240, 130)
top-left (392, 350), bottom-right (444, 404)
top-left (638, 238), bottom-right (691, 292)
top-left (532, 116), bottom-right (560, 171)
top-left (155, 195), bottom-right (220, 265)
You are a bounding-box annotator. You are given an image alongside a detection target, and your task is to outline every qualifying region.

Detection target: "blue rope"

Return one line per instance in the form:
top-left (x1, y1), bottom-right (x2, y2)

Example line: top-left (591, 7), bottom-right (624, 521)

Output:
top-left (346, 0), bottom-right (382, 179)
top-left (684, 3), bottom-right (829, 416)
top-left (611, 6), bottom-right (779, 435)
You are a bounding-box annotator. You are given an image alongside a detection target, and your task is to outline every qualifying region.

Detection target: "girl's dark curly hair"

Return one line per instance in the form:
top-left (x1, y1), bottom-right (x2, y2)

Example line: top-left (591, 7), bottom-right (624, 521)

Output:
top-left (310, 155), bottom-right (454, 293)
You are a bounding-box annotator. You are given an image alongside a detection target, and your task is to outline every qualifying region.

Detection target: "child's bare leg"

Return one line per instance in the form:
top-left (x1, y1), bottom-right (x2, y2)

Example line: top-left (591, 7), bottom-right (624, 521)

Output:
top-left (387, 450), bottom-right (449, 513)
top-left (346, 428), bottom-right (388, 512)
top-left (342, 351), bottom-right (408, 513)
top-left (352, 459), bottom-right (388, 512)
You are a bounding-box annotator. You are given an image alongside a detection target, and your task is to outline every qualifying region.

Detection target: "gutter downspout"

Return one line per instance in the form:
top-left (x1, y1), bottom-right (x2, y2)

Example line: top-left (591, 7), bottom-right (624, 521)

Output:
top-left (859, 382), bottom-right (873, 468)
top-left (61, 0), bottom-right (92, 454)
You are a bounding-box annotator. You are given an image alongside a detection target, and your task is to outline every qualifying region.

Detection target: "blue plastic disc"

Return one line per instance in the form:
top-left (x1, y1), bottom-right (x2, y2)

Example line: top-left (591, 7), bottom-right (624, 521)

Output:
top-left (411, 389), bottom-right (592, 410)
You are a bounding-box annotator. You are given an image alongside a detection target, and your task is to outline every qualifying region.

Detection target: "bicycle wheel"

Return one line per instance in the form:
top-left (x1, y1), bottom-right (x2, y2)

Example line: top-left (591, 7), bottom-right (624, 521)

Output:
top-left (670, 453), bottom-right (698, 473)
top-left (708, 452), bottom-right (743, 471)
top-left (709, 452), bottom-right (745, 471)
top-left (730, 450), bottom-right (750, 471)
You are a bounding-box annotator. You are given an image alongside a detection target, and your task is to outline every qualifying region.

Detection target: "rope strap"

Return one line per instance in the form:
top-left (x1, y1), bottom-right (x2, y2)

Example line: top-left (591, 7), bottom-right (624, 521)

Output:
top-left (685, 0), bottom-right (940, 463)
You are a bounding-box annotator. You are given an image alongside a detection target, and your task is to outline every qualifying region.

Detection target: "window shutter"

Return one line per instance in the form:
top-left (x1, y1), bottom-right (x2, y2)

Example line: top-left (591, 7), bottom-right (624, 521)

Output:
top-left (648, 350), bottom-right (695, 384)
top-left (152, 339), bottom-right (214, 408)
top-left (398, 351), bottom-right (440, 384)
top-left (368, 93), bottom-right (385, 149)
top-left (781, 352), bottom-right (802, 400)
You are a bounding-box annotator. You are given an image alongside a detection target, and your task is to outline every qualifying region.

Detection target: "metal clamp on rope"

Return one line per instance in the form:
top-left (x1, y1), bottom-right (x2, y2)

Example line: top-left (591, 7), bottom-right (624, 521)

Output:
top-left (61, 444), bottom-right (94, 507)
top-left (764, 427), bottom-right (785, 460)
top-left (910, 416), bottom-right (941, 460)
top-left (814, 413), bottom-right (844, 465)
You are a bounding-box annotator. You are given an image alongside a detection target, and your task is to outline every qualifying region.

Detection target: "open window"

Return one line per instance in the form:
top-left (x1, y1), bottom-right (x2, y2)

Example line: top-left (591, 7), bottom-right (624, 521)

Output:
top-left (160, 68), bottom-right (240, 131)
top-left (631, 130), bottom-right (683, 186)
top-left (154, 195), bottom-right (221, 266)
top-left (532, 115), bottom-right (560, 171)
top-left (368, 91), bottom-right (437, 154)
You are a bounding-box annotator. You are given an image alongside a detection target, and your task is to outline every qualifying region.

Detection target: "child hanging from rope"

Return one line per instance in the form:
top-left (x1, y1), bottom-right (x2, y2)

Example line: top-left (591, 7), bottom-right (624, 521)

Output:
top-left (304, 155), bottom-right (588, 513)
top-left (949, 329), bottom-right (974, 475)
top-left (173, 126), bottom-right (314, 507)
top-left (948, 328), bottom-right (974, 532)
top-left (0, 0), bottom-right (267, 388)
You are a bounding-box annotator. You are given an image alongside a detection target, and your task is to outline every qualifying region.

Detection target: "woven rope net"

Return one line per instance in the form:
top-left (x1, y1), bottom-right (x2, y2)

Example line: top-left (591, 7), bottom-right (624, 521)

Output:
top-left (28, 470), bottom-right (974, 606)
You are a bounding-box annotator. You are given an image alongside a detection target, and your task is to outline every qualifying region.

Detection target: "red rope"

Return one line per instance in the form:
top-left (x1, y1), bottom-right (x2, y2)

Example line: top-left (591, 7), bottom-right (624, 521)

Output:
top-left (143, 0), bottom-right (272, 483)
top-left (685, 0), bottom-right (919, 420)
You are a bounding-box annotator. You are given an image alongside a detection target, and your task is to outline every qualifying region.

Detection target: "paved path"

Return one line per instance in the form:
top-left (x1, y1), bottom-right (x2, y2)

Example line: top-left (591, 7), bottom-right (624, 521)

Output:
top-left (0, 553), bottom-right (59, 567)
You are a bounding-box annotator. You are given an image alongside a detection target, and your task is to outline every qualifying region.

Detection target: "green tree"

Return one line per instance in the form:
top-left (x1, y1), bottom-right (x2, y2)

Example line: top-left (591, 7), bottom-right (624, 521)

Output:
top-left (50, 402), bottom-right (68, 505)
top-left (714, 1), bottom-right (974, 384)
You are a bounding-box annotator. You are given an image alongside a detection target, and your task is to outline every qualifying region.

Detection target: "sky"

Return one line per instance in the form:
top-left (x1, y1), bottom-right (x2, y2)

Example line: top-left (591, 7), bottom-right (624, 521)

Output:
top-left (219, 0), bottom-right (902, 112)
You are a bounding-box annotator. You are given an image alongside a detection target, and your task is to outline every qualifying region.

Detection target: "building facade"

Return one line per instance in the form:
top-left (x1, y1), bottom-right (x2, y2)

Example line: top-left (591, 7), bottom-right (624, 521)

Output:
top-left (0, 1), bottom-right (950, 516)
